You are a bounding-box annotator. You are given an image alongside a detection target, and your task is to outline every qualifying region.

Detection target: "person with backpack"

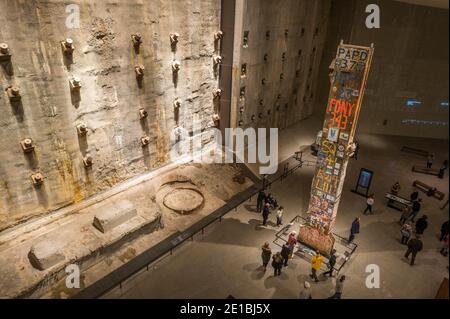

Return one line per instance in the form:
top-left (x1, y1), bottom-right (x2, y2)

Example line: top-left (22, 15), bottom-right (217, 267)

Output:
top-left (271, 252), bottom-right (284, 276)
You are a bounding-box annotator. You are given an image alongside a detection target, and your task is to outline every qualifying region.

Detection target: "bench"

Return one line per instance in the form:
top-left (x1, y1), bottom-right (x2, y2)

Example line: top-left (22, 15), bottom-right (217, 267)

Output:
top-left (412, 166), bottom-right (440, 176)
top-left (401, 146), bottom-right (429, 157)
top-left (385, 192), bottom-right (412, 211)
top-left (413, 180), bottom-right (445, 200)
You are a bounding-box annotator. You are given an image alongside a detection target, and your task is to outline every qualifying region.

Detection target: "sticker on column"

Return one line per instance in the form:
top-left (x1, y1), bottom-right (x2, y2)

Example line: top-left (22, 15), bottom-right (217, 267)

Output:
top-left (328, 127), bottom-right (339, 142)
top-left (337, 144), bottom-right (345, 158)
top-left (339, 132), bottom-right (349, 141)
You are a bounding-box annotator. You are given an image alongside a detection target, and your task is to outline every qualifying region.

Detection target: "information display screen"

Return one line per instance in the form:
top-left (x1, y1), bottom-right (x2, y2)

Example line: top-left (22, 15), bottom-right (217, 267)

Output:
top-left (357, 168), bottom-right (373, 189)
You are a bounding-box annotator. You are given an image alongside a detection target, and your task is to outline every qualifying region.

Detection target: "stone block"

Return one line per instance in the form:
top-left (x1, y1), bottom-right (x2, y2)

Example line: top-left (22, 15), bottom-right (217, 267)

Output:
top-left (93, 200), bottom-right (137, 233)
top-left (28, 241), bottom-right (65, 271)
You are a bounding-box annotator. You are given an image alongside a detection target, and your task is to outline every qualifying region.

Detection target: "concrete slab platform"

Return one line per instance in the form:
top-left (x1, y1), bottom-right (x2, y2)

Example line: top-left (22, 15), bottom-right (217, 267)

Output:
top-left (93, 200), bottom-right (137, 233)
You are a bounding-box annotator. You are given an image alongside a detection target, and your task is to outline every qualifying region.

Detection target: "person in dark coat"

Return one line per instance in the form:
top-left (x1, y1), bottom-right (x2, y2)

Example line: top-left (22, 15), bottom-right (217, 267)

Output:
top-left (415, 215), bottom-right (428, 235)
top-left (353, 140), bottom-right (360, 160)
top-left (281, 243), bottom-right (291, 267)
top-left (438, 160), bottom-right (448, 179)
top-left (272, 252), bottom-right (284, 276)
top-left (262, 203), bottom-right (270, 226)
top-left (322, 249), bottom-right (337, 277)
top-left (440, 220), bottom-right (449, 241)
top-left (409, 199), bottom-right (422, 222)
top-left (410, 191), bottom-right (419, 202)
top-left (257, 190), bottom-right (266, 213)
top-left (261, 242), bottom-right (272, 270)
top-left (348, 217), bottom-right (360, 243)
top-left (404, 235), bottom-right (423, 266)
top-left (426, 153), bottom-right (435, 169)
top-left (265, 193), bottom-right (278, 209)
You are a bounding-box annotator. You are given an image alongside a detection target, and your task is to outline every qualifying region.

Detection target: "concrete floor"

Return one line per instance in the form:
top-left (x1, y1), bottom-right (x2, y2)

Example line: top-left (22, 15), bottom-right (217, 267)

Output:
top-left (103, 117), bottom-right (449, 299)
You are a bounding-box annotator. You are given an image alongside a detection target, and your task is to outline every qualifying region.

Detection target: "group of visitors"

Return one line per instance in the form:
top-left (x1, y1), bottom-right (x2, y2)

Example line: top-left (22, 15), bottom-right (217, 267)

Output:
top-left (357, 183), bottom-right (447, 266)
top-left (398, 190), bottom-right (449, 265)
top-left (397, 191), bottom-right (425, 265)
top-left (260, 231), bottom-right (298, 276)
top-left (261, 239), bottom-right (345, 299)
top-left (257, 190), bottom-right (283, 227)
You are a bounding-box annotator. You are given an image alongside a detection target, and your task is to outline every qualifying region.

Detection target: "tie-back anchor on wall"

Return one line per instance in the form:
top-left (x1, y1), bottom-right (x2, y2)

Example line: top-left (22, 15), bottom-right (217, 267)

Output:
top-left (2, 29), bottom-right (225, 188)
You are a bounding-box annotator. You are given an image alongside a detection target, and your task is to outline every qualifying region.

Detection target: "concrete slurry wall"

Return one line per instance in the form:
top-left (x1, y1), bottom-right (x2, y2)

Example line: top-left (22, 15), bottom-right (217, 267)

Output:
top-left (316, 0), bottom-right (449, 139)
top-left (233, 0), bottom-right (331, 130)
top-left (0, 0), bottom-right (221, 230)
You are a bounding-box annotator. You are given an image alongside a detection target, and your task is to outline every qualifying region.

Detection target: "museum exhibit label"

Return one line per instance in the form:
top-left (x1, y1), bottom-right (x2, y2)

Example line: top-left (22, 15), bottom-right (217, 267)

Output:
top-left (298, 41), bottom-right (374, 255)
